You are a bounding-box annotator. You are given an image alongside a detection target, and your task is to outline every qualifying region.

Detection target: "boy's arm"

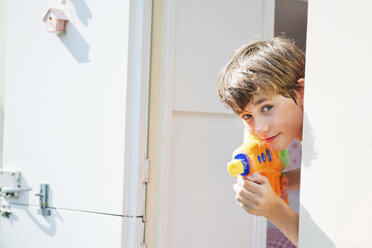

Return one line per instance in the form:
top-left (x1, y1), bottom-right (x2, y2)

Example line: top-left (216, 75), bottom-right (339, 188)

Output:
top-left (268, 196), bottom-right (299, 246)
top-left (234, 173), bottom-right (299, 246)
top-left (282, 168), bottom-right (301, 191)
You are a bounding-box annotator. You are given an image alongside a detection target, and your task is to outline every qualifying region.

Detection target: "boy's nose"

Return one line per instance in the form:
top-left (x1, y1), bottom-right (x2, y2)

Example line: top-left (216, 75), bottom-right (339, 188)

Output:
top-left (254, 118), bottom-right (269, 137)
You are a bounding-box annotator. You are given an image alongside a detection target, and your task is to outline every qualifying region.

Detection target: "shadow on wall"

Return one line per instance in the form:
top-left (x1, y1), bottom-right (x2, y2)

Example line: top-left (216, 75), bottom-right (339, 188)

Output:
top-left (57, 24), bottom-right (90, 63)
top-left (302, 112), bottom-right (337, 170)
top-left (70, 0), bottom-right (92, 27)
top-left (299, 205), bottom-right (336, 248)
top-left (301, 112), bottom-right (317, 169)
top-left (299, 113), bottom-right (339, 247)
top-left (57, 0), bottom-right (92, 63)
top-left (9, 204), bottom-right (59, 236)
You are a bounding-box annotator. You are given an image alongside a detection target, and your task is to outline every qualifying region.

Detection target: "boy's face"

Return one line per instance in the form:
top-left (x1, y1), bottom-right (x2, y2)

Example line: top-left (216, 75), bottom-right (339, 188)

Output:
top-left (239, 91), bottom-right (304, 151)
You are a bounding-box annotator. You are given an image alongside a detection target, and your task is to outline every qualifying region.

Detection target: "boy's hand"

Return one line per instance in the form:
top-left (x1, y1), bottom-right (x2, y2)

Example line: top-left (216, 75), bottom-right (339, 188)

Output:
top-left (280, 174), bottom-right (289, 201)
top-left (233, 173), bottom-right (281, 218)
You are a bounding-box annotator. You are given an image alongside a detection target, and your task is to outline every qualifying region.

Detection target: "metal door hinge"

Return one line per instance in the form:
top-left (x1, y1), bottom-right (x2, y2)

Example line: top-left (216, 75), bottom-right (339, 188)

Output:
top-left (140, 221), bottom-right (147, 248)
top-left (140, 159), bottom-right (150, 183)
top-left (0, 205), bottom-right (12, 218)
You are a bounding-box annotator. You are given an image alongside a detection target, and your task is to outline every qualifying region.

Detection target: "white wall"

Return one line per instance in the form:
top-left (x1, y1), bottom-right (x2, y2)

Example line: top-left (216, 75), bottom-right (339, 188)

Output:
top-left (299, 1), bottom-right (372, 247)
top-left (3, 0), bottom-right (130, 215)
top-left (0, 0), bottom-right (151, 247)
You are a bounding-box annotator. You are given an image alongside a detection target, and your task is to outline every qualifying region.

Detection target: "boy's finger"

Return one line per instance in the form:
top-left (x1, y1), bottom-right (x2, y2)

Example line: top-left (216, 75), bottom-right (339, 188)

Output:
top-left (237, 176), bottom-right (245, 186)
top-left (280, 174), bottom-right (289, 190)
top-left (235, 194), bottom-right (252, 208)
top-left (280, 189), bottom-right (288, 201)
top-left (246, 172), bottom-right (268, 185)
top-left (237, 173), bottom-right (267, 186)
top-left (237, 175), bottom-right (264, 194)
top-left (233, 183), bottom-right (255, 200)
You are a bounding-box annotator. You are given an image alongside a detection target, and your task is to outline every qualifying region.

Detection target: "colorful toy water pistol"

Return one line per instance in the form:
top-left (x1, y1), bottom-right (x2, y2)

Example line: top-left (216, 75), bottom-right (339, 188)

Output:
top-left (227, 135), bottom-right (290, 204)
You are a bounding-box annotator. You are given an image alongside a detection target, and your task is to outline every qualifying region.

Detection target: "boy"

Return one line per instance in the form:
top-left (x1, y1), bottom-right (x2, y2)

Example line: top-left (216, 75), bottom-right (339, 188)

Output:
top-left (218, 37), bottom-right (304, 246)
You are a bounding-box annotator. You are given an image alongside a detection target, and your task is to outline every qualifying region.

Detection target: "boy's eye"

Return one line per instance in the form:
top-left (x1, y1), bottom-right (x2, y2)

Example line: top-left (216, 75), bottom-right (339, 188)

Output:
top-left (262, 105), bottom-right (273, 112)
top-left (242, 114), bottom-right (252, 120)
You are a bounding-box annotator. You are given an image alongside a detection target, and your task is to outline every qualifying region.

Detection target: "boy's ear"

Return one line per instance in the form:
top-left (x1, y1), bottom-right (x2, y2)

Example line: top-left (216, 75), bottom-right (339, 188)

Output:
top-left (296, 78), bottom-right (305, 107)
top-left (297, 78), bottom-right (305, 98)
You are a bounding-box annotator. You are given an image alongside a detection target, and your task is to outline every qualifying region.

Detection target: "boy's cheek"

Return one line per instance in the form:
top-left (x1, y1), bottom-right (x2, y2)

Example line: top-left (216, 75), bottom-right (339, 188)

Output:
top-left (243, 123), bottom-right (254, 135)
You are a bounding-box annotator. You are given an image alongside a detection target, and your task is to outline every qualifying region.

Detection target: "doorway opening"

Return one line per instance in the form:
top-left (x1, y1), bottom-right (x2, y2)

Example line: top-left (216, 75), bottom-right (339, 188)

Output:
top-left (266, 0), bottom-right (308, 247)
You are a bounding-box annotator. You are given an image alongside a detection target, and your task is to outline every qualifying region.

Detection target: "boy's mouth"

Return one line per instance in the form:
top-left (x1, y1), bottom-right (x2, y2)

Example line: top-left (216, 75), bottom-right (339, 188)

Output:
top-left (263, 134), bottom-right (279, 143)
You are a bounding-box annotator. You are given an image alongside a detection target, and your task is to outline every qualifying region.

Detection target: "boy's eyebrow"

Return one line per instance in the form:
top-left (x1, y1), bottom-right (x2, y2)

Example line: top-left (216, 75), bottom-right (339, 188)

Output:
top-left (253, 97), bottom-right (270, 106)
top-left (239, 97), bottom-right (271, 116)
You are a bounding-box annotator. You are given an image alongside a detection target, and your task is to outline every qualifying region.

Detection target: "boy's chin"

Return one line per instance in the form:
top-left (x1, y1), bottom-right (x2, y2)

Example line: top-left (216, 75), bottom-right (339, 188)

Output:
top-left (270, 140), bottom-right (291, 151)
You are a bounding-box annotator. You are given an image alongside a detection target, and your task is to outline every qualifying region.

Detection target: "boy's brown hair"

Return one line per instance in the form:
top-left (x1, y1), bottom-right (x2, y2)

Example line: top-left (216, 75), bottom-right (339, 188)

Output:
top-left (218, 37), bottom-right (305, 115)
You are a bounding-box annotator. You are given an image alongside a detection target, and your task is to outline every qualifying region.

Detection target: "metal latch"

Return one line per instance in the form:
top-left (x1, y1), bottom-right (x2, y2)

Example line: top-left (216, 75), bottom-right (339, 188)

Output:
top-left (1, 187), bottom-right (32, 198)
top-left (0, 169), bottom-right (32, 198)
top-left (35, 184), bottom-right (51, 216)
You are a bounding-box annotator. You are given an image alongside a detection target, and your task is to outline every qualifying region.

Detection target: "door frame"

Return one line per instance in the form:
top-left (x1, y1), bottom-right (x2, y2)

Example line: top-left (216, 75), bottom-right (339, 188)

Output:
top-left (146, 0), bottom-right (275, 247)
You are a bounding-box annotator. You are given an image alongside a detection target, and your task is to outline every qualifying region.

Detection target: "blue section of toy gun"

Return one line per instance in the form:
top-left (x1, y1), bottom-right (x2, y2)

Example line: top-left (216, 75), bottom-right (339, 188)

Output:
top-left (234, 154), bottom-right (250, 176)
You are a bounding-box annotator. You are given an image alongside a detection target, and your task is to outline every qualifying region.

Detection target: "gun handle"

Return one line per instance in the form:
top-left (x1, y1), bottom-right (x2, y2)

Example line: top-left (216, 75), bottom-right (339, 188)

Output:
top-left (260, 170), bottom-right (289, 205)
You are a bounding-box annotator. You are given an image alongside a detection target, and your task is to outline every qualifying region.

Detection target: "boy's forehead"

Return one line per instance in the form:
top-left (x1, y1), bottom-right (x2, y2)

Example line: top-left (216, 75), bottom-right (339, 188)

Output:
top-left (252, 95), bottom-right (272, 106)
top-left (238, 93), bottom-right (277, 115)
top-left (244, 94), bottom-right (273, 109)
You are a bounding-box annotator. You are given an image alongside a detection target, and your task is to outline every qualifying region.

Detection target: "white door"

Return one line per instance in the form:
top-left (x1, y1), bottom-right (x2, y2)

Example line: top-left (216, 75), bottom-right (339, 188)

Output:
top-left (0, 0), bottom-right (152, 247)
top-left (146, 0), bottom-right (275, 247)
top-left (299, 1), bottom-right (372, 247)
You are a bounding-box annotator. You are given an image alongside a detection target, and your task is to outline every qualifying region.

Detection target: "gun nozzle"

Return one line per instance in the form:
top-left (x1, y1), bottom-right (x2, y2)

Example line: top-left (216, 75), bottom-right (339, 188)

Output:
top-left (227, 160), bottom-right (244, 177)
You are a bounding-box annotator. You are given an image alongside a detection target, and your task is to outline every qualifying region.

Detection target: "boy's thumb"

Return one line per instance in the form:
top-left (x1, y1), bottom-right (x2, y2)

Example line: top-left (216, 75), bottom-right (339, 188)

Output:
top-left (246, 172), bottom-right (267, 185)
